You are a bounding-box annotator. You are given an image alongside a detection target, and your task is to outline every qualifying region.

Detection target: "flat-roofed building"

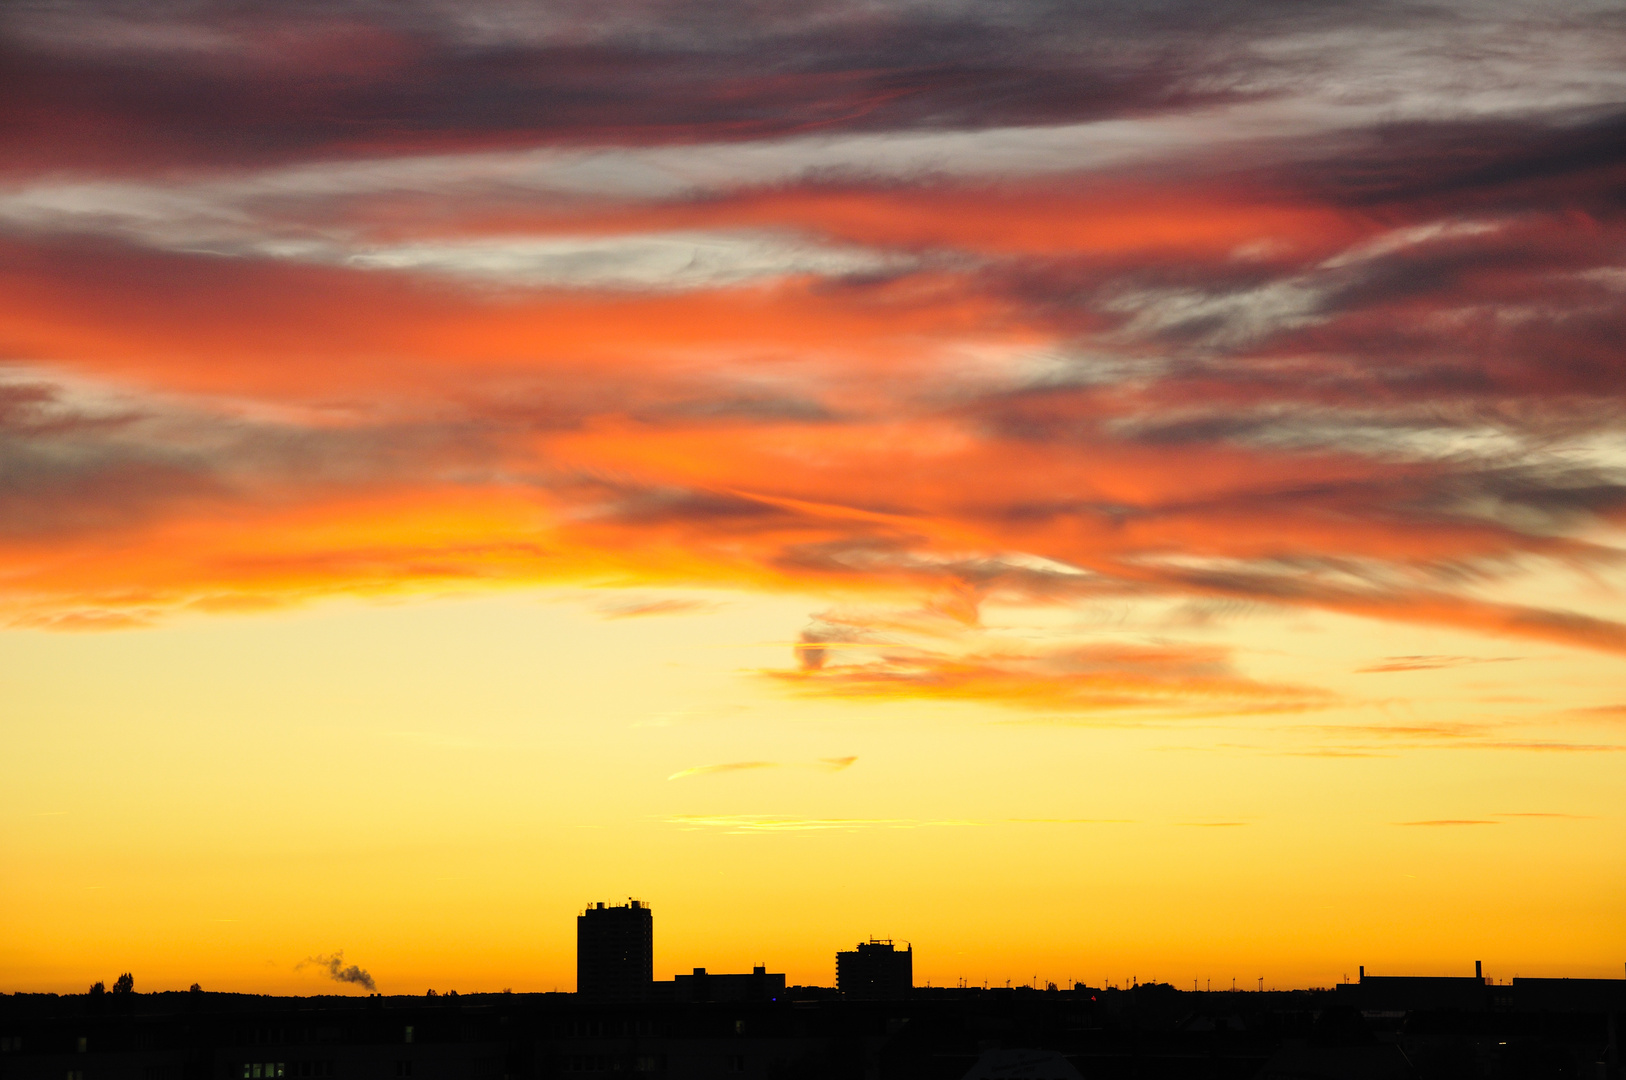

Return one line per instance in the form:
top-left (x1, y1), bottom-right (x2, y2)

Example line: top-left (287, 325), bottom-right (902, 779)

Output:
top-left (672, 966), bottom-right (786, 1003)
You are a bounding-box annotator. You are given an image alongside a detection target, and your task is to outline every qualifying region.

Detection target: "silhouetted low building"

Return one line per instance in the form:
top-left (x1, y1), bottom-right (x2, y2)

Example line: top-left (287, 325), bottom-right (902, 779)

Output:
top-left (670, 967), bottom-right (786, 1003)
top-left (1337, 963), bottom-right (1489, 1012)
top-left (1512, 977), bottom-right (1626, 1013)
top-left (836, 939), bottom-right (912, 1000)
top-left (576, 900), bottom-right (652, 1002)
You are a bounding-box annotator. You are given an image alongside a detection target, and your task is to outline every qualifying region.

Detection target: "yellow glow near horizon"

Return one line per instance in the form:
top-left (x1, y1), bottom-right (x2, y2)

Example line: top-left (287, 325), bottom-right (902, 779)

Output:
top-left (3, 590), bottom-right (1621, 995)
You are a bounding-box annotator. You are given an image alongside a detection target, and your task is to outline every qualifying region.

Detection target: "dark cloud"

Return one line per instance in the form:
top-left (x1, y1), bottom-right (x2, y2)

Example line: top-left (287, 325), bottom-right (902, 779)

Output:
top-left (1291, 111), bottom-right (1626, 212)
top-left (0, 366), bottom-right (518, 543)
top-left (588, 486), bottom-right (799, 528)
top-left (0, 0), bottom-right (1270, 172)
top-left (795, 636), bottom-right (828, 671)
top-left (0, 377), bottom-right (225, 538)
top-left (794, 618), bottom-right (874, 672)
top-left (646, 395), bottom-right (835, 424)
top-left (12, 0), bottom-right (1616, 175)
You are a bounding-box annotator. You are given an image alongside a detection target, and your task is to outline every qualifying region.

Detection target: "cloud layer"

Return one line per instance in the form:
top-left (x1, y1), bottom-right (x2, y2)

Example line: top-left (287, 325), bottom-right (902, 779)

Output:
top-left (2, 0), bottom-right (1625, 722)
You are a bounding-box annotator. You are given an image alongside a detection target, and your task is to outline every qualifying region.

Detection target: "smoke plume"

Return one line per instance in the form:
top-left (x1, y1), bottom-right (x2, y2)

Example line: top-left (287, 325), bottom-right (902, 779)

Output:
top-left (298, 951), bottom-right (377, 992)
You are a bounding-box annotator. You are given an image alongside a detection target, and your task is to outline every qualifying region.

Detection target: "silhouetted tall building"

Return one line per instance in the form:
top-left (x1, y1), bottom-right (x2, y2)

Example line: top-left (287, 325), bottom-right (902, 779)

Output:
top-left (836, 939), bottom-right (912, 999)
top-left (577, 900), bottom-right (652, 1001)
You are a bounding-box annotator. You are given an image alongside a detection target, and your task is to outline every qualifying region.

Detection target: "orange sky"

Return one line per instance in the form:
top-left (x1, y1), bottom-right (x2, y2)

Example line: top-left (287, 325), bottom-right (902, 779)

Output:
top-left (1, 0), bottom-right (1623, 996)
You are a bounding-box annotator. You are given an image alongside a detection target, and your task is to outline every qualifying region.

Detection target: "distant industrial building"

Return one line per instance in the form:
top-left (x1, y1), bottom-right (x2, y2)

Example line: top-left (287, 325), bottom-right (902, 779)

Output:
top-left (1331, 961), bottom-right (1626, 1016)
top-left (1336, 962), bottom-right (1490, 1011)
top-left (836, 939), bottom-right (912, 999)
top-left (671, 966), bottom-right (786, 1003)
top-left (577, 900), bottom-right (652, 1001)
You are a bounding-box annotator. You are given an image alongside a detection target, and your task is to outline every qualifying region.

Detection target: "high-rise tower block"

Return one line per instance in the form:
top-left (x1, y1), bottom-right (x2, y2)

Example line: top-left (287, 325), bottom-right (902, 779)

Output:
top-left (836, 939), bottom-right (913, 1000)
top-left (577, 900), bottom-right (653, 1001)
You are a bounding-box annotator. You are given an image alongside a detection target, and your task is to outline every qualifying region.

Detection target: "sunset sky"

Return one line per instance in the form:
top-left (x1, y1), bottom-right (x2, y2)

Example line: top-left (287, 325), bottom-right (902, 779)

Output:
top-left (2, 0), bottom-right (1624, 996)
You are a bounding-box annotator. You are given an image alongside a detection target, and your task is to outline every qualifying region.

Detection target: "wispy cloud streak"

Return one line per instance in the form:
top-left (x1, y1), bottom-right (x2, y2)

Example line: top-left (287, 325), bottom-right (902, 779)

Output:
top-left (667, 762), bottom-right (777, 781)
top-left (667, 757), bottom-right (859, 780)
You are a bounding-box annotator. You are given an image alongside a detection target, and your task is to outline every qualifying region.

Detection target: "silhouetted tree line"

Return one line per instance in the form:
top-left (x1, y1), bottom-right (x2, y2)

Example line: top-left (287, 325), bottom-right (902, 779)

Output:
top-left (81, 976), bottom-right (208, 998)
top-left (86, 974), bottom-right (135, 997)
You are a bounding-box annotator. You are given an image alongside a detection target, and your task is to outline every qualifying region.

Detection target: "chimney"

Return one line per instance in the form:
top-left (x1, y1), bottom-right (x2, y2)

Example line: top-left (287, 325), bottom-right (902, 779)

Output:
top-left (1476, 960), bottom-right (1482, 980)
top-left (1359, 966), bottom-right (1364, 980)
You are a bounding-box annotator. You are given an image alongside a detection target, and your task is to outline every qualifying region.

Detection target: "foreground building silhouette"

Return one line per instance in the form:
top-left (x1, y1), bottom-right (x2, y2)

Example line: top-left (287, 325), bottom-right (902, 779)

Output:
top-left (3, 972), bottom-right (1623, 1080)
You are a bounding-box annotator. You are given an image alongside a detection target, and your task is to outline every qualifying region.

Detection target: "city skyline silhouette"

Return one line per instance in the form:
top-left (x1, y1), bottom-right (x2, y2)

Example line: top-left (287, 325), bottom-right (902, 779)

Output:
top-left (3, 905), bottom-right (1621, 1080)
top-left (2, 0), bottom-right (1623, 1051)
